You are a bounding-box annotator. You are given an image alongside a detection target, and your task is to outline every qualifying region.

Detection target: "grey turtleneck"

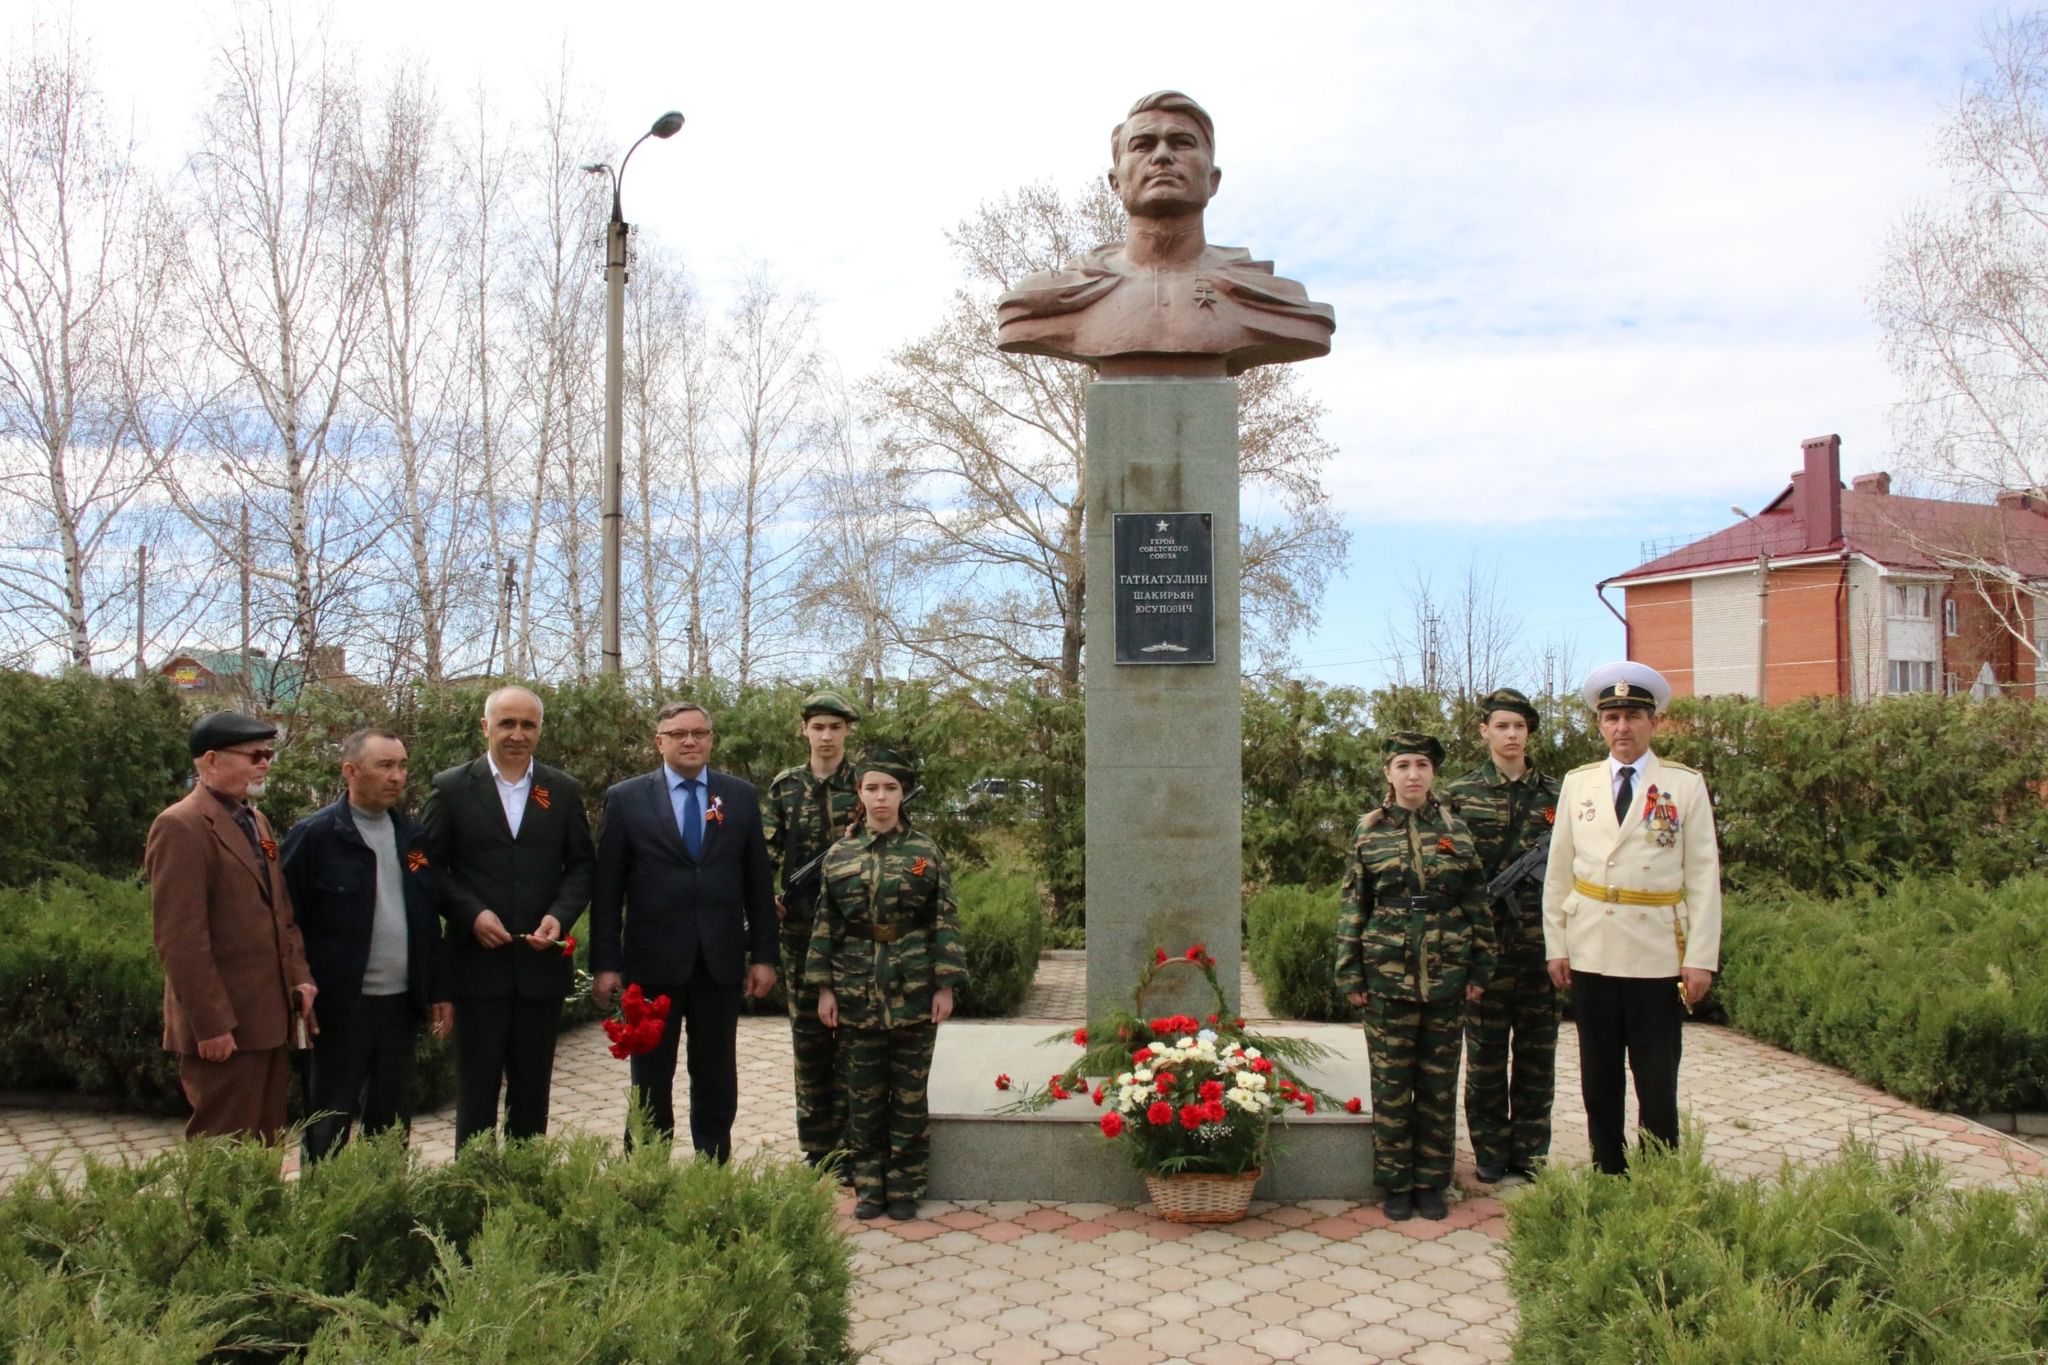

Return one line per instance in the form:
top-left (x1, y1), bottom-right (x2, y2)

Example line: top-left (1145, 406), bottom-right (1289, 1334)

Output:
top-left (350, 804), bottom-right (410, 996)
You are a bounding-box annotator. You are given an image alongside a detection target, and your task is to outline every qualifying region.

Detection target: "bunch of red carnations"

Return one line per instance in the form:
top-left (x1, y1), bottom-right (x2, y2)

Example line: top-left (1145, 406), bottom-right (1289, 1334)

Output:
top-left (603, 983), bottom-right (671, 1059)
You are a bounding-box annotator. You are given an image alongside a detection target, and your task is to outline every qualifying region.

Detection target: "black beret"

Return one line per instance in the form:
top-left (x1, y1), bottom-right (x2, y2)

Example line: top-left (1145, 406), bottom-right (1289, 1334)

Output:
top-left (190, 710), bottom-right (277, 758)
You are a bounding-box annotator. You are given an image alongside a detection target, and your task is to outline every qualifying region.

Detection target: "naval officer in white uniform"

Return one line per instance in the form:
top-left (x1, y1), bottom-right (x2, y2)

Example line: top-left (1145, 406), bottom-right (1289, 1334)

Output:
top-left (1542, 661), bottom-right (1721, 1174)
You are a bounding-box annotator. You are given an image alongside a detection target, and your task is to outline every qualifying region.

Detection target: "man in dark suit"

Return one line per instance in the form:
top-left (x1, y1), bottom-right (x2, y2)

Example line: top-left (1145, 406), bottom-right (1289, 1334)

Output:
top-left (591, 700), bottom-right (778, 1160)
top-left (421, 686), bottom-right (595, 1148)
top-left (145, 711), bottom-right (319, 1140)
top-left (282, 728), bottom-right (452, 1163)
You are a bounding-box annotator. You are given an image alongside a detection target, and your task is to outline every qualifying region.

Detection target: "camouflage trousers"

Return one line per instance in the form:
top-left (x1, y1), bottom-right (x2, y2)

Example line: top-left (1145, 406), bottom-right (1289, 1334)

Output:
top-left (841, 1017), bottom-right (938, 1204)
top-left (1462, 955), bottom-right (1561, 1170)
top-left (781, 914), bottom-right (846, 1159)
top-left (1364, 996), bottom-right (1465, 1192)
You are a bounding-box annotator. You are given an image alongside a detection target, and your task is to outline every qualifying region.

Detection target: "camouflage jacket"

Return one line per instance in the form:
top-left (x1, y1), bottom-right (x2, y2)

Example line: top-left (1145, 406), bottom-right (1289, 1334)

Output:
top-left (1446, 759), bottom-right (1561, 959)
top-left (806, 824), bottom-right (969, 1029)
top-left (762, 758), bottom-right (860, 911)
top-left (1334, 798), bottom-right (1496, 1004)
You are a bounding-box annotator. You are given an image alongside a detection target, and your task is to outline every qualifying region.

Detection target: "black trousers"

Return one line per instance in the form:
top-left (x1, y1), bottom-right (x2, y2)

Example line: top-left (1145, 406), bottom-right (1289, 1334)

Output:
top-left (303, 992), bottom-right (417, 1163)
top-left (452, 993), bottom-right (563, 1148)
top-left (627, 965), bottom-right (742, 1161)
top-left (1570, 971), bottom-right (1683, 1175)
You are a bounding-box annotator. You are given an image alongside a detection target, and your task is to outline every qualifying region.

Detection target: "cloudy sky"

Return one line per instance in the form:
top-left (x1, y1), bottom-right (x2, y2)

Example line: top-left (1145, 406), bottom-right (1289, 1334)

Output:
top-left (69, 0), bottom-right (1999, 691)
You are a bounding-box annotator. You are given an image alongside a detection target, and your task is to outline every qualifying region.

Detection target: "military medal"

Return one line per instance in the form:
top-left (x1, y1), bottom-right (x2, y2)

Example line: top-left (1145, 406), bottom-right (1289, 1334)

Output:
top-left (1642, 785), bottom-right (1680, 847)
top-left (1577, 797), bottom-right (1597, 823)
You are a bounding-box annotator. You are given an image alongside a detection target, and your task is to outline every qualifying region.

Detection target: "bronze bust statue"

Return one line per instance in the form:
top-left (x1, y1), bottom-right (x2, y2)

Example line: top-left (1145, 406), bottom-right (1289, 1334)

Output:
top-left (997, 91), bottom-right (1335, 377)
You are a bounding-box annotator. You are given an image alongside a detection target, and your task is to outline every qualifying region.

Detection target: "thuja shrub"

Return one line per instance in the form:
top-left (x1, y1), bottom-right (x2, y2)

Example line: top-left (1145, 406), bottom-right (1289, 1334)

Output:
top-left (0, 1130), bottom-right (854, 1362)
top-left (1245, 884), bottom-right (1351, 1021)
top-left (952, 869), bottom-right (1044, 1017)
top-left (1507, 1135), bottom-right (2048, 1362)
top-left (1715, 874), bottom-right (2048, 1112)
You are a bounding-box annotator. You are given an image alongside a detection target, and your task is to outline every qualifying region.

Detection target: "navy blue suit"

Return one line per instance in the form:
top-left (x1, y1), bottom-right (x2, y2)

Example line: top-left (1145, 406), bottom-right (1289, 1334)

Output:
top-left (591, 765), bottom-right (775, 1157)
top-left (281, 799), bottom-right (450, 1160)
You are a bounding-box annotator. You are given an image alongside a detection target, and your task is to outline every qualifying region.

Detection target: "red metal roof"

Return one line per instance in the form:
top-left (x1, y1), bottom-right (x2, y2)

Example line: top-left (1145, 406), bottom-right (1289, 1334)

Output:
top-left (1607, 485), bottom-right (2048, 584)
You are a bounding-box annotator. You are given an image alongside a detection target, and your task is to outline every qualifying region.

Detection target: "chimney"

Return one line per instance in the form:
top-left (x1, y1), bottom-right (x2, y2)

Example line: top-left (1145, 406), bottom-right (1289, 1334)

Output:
top-left (308, 645), bottom-right (346, 682)
top-left (1851, 471), bottom-right (1890, 496)
top-left (1798, 434), bottom-right (1843, 551)
top-left (1994, 488), bottom-right (2048, 514)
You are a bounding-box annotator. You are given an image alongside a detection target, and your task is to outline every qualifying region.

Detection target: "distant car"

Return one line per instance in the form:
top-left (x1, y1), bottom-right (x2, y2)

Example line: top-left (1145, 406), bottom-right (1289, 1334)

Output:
top-left (958, 776), bottom-right (1043, 814)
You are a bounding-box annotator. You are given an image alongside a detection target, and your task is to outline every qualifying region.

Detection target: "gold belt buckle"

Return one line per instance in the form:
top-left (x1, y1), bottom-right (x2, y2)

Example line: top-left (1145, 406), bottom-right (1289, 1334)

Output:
top-left (872, 924), bottom-right (901, 944)
top-left (1600, 884), bottom-right (1623, 903)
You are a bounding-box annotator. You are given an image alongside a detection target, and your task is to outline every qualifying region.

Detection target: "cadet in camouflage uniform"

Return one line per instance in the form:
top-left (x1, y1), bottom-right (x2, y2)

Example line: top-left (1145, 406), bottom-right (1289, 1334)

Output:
top-left (809, 749), bottom-right (968, 1222)
top-left (1335, 732), bottom-right (1496, 1222)
top-left (1447, 687), bottom-right (1563, 1184)
top-left (763, 690), bottom-right (863, 1172)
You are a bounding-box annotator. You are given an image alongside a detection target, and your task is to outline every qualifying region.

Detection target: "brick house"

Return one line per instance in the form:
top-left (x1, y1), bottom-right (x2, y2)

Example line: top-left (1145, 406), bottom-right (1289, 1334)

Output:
top-left (1600, 435), bottom-right (2048, 701)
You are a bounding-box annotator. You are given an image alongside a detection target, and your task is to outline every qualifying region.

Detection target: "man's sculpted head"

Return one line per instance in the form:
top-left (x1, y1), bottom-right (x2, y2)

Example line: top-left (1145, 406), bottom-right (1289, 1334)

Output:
top-left (1108, 91), bottom-right (1220, 220)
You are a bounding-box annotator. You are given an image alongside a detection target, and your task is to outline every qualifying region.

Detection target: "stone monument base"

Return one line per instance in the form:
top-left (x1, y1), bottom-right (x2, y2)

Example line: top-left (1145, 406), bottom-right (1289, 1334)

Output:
top-left (925, 1022), bottom-right (1377, 1202)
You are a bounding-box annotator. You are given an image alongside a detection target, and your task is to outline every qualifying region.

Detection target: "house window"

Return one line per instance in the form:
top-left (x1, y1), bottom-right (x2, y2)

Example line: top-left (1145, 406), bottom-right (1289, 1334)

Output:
top-left (1889, 584), bottom-right (1934, 619)
top-left (1943, 597), bottom-right (1959, 636)
top-left (1888, 659), bottom-right (1937, 694)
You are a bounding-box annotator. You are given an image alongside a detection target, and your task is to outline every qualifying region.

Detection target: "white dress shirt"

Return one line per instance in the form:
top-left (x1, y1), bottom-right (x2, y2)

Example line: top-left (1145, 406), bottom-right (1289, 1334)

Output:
top-left (488, 753), bottom-right (533, 838)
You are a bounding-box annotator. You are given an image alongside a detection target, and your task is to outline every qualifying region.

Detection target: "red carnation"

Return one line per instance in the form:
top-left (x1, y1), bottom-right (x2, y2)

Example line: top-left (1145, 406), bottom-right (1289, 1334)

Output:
top-left (1147, 1101), bottom-right (1173, 1126)
top-left (1199, 1079), bottom-right (1224, 1103)
top-left (1179, 1104), bottom-right (1204, 1130)
top-left (559, 935), bottom-right (577, 958)
top-left (1344, 1096), bottom-right (1364, 1114)
top-left (1185, 945), bottom-right (1203, 961)
top-left (1132, 1045), bottom-right (1154, 1064)
top-left (1154, 947), bottom-right (1167, 965)
top-left (1232, 1018), bottom-right (1245, 1029)
top-left (1252, 1058), bottom-right (1274, 1075)
top-left (995, 1074), bottom-right (1011, 1090)
top-left (1203, 1101), bottom-right (1226, 1123)
top-left (1049, 1076), bottom-right (1071, 1101)
top-left (1091, 1084), bottom-right (1105, 1106)
top-left (1154, 1072), bottom-right (1175, 1093)
top-left (1073, 1028), bottom-right (1088, 1046)
top-left (1205, 1014), bottom-right (1218, 1026)
top-left (1301, 1095), bottom-right (1317, 1115)
top-left (1100, 1111), bottom-right (1124, 1138)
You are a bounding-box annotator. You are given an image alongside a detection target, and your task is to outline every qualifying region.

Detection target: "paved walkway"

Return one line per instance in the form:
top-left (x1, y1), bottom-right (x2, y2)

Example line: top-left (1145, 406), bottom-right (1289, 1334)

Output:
top-left (2, 958), bottom-right (2040, 1363)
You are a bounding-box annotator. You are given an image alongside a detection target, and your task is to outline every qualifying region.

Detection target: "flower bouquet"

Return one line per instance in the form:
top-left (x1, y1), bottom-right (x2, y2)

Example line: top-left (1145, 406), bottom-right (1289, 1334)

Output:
top-left (603, 982), bottom-right (671, 1060)
top-left (1005, 944), bottom-right (1334, 1222)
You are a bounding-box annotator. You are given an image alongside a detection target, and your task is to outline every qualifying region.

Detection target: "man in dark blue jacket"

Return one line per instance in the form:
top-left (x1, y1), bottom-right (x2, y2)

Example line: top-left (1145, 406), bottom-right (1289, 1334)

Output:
top-left (591, 701), bottom-right (777, 1160)
top-left (282, 727), bottom-right (451, 1163)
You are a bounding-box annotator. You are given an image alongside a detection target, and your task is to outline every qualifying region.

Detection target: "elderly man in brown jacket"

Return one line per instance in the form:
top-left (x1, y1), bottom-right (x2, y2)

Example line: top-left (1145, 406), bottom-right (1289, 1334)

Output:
top-left (146, 711), bottom-right (318, 1140)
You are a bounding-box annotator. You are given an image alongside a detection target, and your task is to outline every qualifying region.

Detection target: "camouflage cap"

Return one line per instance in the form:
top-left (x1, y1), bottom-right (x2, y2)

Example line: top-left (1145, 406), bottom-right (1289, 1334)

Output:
top-left (1477, 686), bottom-right (1540, 730)
top-left (854, 747), bottom-right (917, 788)
top-left (1380, 731), bottom-right (1445, 767)
top-left (801, 689), bottom-right (861, 723)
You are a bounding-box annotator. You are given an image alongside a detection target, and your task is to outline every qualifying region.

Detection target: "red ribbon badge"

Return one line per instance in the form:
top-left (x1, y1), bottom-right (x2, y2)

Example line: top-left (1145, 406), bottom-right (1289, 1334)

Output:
top-left (1544, 807), bottom-right (1557, 825)
top-left (1436, 837), bottom-right (1456, 853)
top-left (260, 838), bottom-right (278, 861)
top-left (911, 856), bottom-right (930, 876)
top-left (532, 787), bottom-right (552, 811)
top-left (405, 850), bottom-right (429, 873)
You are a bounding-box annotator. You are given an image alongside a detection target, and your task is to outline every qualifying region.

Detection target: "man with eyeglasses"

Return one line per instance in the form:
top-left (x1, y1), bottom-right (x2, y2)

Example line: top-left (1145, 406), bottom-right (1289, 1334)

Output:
top-left (145, 711), bottom-right (318, 1140)
top-left (590, 701), bottom-right (777, 1160)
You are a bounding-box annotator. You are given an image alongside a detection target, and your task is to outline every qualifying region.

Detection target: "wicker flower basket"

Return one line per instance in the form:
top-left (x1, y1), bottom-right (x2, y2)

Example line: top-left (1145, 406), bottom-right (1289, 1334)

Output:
top-left (1144, 1168), bottom-right (1263, 1224)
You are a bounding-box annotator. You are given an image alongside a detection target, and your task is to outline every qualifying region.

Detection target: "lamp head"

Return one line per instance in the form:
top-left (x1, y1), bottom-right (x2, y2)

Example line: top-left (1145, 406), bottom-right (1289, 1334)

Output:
top-left (580, 162), bottom-right (610, 175)
top-left (651, 111), bottom-right (684, 138)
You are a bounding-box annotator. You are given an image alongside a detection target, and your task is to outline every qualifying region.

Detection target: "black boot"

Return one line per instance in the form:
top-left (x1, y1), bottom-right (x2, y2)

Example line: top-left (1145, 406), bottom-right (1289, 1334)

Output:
top-left (1383, 1190), bottom-right (1415, 1221)
top-left (1415, 1188), bottom-right (1448, 1221)
top-left (1474, 1164), bottom-right (1504, 1183)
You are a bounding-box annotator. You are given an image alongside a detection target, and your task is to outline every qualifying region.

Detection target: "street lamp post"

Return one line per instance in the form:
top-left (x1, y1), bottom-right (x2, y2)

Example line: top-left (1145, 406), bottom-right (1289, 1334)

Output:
top-left (584, 110), bottom-right (683, 677)
top-left (1733, 506), bottom-right (1771, 701)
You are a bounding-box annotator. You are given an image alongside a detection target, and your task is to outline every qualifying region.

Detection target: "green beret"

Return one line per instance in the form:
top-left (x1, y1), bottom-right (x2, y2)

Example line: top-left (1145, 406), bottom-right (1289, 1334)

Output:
top-left (801, 689), bottom-right (860, 723)
top-left (1477, 687), bottom-right (1539, 730)
top-left (1381, 731), bottom-right (1445, 767)
top-left (854, 747), bottom-right (917, 788)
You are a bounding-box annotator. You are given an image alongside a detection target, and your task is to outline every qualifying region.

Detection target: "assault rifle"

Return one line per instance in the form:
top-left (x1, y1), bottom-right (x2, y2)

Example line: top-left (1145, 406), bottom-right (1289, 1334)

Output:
top-left (779, 784), bottom-right (916, 900)
top-left (1485, 831), bottom-right (1552, 915)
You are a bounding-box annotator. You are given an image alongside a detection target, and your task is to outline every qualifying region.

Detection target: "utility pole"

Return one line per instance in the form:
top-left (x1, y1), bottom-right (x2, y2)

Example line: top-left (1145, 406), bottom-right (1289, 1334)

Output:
top-left (134, 545), bottom-right (147, 680)
top-left (584, 110), bottom-right (683, 677)
top-left (239, 503), bottom-right (252, 667)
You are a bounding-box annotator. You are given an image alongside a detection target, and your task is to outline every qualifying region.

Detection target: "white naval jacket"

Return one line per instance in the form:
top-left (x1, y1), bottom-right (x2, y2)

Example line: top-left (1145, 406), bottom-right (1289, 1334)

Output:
top-left (1540, 751), bottom-right (1723, 977)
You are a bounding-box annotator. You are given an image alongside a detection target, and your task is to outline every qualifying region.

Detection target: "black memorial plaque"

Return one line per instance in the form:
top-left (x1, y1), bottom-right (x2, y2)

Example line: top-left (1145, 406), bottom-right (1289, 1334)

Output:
top-left (1113, 512), bottom-right (1216, 665)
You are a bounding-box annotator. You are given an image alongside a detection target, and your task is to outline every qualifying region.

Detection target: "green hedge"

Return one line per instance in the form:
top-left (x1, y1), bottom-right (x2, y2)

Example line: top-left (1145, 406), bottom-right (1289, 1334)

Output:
top-left (0, 671), bottom-right (189, 885)
top-left (1245, 884), bottom-right (1350, 1021)
top-left (1715, 874), bottom-right (2048, 1112)
top-left (952, 869), bottom-right (1044, 1017)
top-left (0, 868), bottom-right (616, 1116)
top-left (1507, 1134), bottom-right (2048, 1362)
top-left (0, 1130), bottom-right (853, 1361)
